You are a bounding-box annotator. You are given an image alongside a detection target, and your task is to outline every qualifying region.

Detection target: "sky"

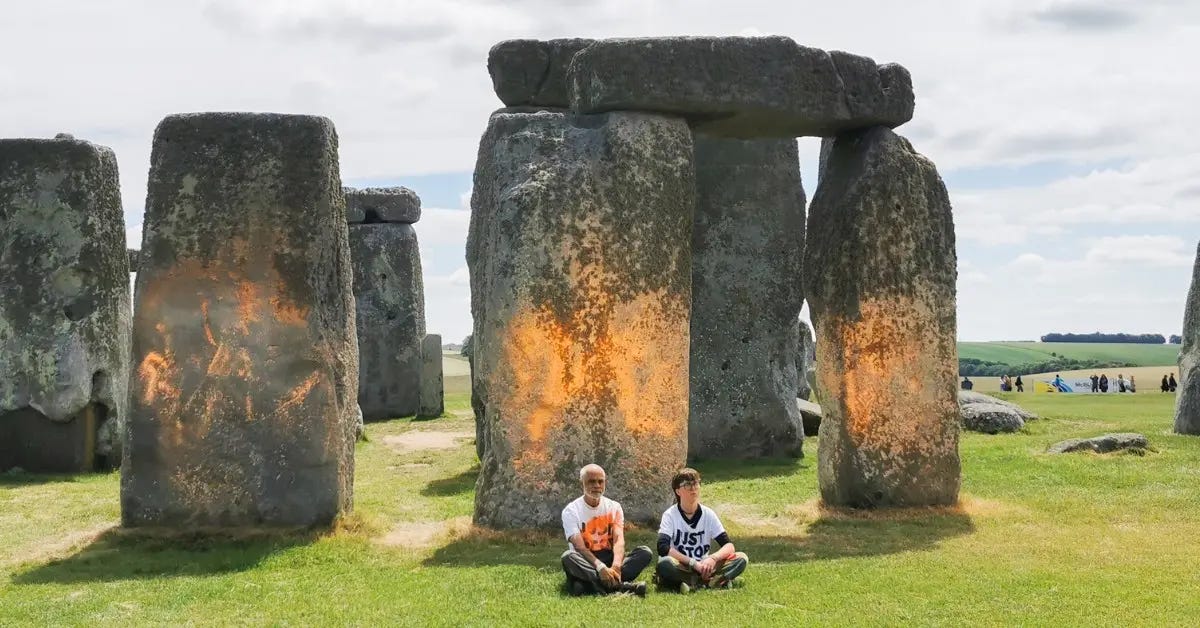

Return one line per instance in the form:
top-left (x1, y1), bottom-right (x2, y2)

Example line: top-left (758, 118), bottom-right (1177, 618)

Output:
top-left (3, 0), bottom-right (1198, 344)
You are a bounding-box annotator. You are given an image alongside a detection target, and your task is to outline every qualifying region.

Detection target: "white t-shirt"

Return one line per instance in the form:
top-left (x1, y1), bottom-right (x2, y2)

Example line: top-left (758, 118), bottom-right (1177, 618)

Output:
top-left (658, 504), bottom-right (727, 560)
top-left (562, 495), bottom-right (624, 554)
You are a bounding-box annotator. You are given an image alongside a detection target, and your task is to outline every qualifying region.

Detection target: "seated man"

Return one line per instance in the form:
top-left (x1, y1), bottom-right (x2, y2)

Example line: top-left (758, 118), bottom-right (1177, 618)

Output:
top-left (656, 468), bottom-right (748, 592)
top-left (560, 463), bottom-right (651, 596)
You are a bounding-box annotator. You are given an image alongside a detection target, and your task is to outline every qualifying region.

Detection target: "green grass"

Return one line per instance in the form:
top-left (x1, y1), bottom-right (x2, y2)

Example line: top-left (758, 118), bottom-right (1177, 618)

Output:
top-left (958, 341), bottom-right (1179, 366)
top-left (3, 392), bottom-right (1199, 625)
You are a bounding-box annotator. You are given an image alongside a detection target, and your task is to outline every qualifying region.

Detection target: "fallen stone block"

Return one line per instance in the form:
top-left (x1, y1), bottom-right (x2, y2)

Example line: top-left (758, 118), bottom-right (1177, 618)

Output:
top-left (1047, 433), bottom-right (1150, 454)
top-left (796, 398), bottom-right (823, 437)
top-left (957, 390), bottom-right (1038, 421)
top-left (568, 36), bottom-right (913, 138)
top-left (961, 403), bottom-right (1024, 434)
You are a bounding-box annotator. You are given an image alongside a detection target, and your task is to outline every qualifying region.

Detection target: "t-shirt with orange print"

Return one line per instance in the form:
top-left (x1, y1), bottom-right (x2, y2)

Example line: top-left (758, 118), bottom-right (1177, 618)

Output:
top-left (562, 495), bottom-right (624, 556)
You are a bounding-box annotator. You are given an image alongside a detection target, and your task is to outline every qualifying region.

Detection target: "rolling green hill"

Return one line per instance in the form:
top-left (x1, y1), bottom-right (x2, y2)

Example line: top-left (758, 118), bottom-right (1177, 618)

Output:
top-left (958, 342), bottom-right (1179, 367)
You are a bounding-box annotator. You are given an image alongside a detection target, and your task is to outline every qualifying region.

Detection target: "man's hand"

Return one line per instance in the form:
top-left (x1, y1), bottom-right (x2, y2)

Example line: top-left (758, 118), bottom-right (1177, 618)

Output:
top-left (598, 566), bottom-right (619, 588)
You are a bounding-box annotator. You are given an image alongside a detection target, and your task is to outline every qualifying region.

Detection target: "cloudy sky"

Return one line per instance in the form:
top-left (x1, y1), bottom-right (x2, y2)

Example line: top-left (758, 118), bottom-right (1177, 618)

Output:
top-left (4, 0), bottom-right (1197, 343)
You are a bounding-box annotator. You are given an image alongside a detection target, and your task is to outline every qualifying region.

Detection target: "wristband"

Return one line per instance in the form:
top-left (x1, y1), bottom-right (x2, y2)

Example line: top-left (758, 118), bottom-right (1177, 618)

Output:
top-left (594, 559), bottom-right (605, 571)
top-left (688, 557), bottom-right (697, 569)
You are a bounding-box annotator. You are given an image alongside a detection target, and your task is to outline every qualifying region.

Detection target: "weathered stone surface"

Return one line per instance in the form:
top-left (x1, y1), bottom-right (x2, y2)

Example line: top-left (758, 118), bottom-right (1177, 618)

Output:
top-left (957, 390), bottom-right (1038, 421)
top-left (805, 126), bottom-right (959, 508)
top-left (1176, 241), bottom-right (1200, 434)
top-left (123, 113), bottom-right (357, 528)
top-left (796, 398), bottom-right (823, 437)
top-left (0, 136), bottom-right (130, 472)
top-left (961, 403), bottom-right (1024, 434)
top-left (689, 135), bottom-right (805, 460)
top-left (568, 37), bottom-right (913, 139)
top-left (1047, 433), bottom-right (1149, 454)
top-left (346, 186), bottom-right (420, 224)
top-left (349, 222), bottom-right (424, 421)
top-left (488, 38), bottom-right (595, 107)
top-left (468, 109), bottom-right (693, 528)
top-left (797, 319), bottom-right (815, 401)
top-left (128, 249), bottom-right (140, 272)
top-left (418, 334), bottom-right (444, 418)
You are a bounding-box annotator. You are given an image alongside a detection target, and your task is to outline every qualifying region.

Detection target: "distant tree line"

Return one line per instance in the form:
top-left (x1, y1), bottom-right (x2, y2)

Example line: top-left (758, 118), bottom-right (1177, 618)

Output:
top-left (959, 357), bottom-right (1137, 377)
top-left (1170, 334), bottom-right (1183, 344)
top-left (1038, 332), bottom-right (1167, 344)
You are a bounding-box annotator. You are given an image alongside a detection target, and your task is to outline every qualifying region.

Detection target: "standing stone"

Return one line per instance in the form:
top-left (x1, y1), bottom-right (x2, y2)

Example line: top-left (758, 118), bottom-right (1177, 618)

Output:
top-left (0, 136), bottom-right (130, 472)
top-left (804, 126), bottom-right (959, 508)
top-left (797, 319), bottom-right (815, 401)
top-left (469, 109), bottom-right (693, 528)
top-left (123, 113), bottom-right (357, 528)
top-left (346, 189), bottom-right (425, 421)
top-left (418, 334), bottom-right (444, 418)
top-left (1176, 241), bottom-right (1200, 434)
top-left (689, 135), bottom-right (805, 460)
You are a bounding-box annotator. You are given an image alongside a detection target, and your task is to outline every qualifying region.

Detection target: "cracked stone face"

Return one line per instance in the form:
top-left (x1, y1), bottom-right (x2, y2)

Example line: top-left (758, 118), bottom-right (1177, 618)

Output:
top-left (122, 112), bottom-right (357, 528)
top-left (0, 136), bottom-right (130, 472)
top-left (805, 126), bottom-right (959, 508)
top-left (468, 109), bottom-right (694, 528)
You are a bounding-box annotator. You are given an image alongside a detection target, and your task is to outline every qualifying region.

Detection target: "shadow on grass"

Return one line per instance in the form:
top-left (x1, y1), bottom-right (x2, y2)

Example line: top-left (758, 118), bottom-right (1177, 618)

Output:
top-left (693, 457), bottom-right (808, 483)
top-left (423, 510), bottom-right (974, 568)
top-left (0, 471), bottom-right (110, 487)
top-left (421, 466), bottom-right (479, 497)
top-left (11, 528), bottom-right (317, 585)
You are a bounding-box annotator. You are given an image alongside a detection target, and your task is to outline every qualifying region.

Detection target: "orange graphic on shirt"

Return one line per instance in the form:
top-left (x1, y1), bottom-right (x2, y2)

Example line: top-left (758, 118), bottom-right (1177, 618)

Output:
top-left (581, 512), bottom-right (620, 553)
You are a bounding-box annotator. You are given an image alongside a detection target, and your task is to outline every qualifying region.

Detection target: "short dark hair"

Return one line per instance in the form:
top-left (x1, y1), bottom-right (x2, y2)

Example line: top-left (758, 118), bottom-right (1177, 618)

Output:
top-left (671, 468), bottom-right (701, 503)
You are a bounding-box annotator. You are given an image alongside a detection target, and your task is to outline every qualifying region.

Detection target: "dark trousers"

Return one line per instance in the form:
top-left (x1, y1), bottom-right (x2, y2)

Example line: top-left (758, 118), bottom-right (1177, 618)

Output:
top-left (561, 546), bottom-right (652, 591)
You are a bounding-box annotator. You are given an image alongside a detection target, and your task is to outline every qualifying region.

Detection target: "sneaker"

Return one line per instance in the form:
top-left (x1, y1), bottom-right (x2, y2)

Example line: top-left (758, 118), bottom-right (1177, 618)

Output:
top-left (678, 582), bottom-right (692, 594)
top-left (617, 582), bottom-right (647, 598)
top-left (568, 580), bottom-right (593, 596)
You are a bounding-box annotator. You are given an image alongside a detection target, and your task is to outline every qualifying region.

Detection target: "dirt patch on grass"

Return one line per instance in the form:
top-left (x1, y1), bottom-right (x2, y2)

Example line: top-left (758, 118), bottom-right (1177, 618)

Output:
top-left (382, 430), bottom-right (473, 454)
top-left (377, 516), bottom-right (473, 549)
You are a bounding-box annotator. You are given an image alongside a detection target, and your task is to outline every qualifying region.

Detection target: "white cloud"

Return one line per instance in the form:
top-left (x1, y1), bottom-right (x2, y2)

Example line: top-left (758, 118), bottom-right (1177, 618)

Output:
top-left (1083, 235), bottom-right (1195, 267)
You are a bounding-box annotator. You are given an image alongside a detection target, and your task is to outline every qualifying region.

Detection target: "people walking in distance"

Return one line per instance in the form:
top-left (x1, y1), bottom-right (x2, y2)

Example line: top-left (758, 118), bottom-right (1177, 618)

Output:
top-left (1163, 374), bottom-right (1171, 393)
top-left (961, 376), bottom-right (973, 391)
top-left (1170, 373), bottom-right (1178, 393)
top-left (1099, 374), bottom-right (1109, 393)
top-left (1090, 374), bottom-right (1099, 393)
top-left (1015, 375), bottom-right (1024, 393)
top-left (1117, 374), bottom-right (1127, 393)
top-left (1129, 375), bottom-right (1137, 393)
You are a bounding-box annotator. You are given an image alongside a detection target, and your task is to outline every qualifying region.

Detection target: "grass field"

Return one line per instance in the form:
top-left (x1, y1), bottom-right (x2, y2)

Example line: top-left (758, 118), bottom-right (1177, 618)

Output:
top-left (957, 341), bottom-right (1179, 366)
top-left (3, 392), bottom-right (1199, 625)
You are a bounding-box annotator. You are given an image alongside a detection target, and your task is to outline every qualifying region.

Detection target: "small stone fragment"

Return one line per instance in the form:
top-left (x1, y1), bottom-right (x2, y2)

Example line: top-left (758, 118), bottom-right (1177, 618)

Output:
top-left (961, 403), bottom-right (1024, 434)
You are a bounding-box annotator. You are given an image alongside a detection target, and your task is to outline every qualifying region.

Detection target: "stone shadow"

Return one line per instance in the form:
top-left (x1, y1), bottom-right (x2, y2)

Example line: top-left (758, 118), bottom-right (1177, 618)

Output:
top-left (693, 457), bottom-right (808, 483)
top-left (420, 466), bottom-right (479, 497)
top-left (423, 510), bottom-right (973, 568)
top-left (0, 471), bottom-right (104, 488)
top-left (12, 528), bottom-right (316, 585)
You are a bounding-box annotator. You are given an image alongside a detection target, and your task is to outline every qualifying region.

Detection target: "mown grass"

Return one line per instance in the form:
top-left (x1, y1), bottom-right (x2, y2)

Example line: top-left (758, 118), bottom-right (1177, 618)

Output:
top-left (3, 392), bottom-right (1199, 626)
top-left (958, 341), bottom-right (1179, 366)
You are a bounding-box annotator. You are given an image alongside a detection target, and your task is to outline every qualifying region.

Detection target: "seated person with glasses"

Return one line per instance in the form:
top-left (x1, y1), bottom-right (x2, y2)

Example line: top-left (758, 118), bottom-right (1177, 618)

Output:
top-left (654, 468), bottom-right (748, 592)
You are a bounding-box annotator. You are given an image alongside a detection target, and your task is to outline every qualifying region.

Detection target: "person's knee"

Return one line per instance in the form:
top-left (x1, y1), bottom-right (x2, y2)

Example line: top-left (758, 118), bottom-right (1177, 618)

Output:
top-left (630, 545), bottom-right (652, 560)
top-left (655, 556), bottom-right (676, 578)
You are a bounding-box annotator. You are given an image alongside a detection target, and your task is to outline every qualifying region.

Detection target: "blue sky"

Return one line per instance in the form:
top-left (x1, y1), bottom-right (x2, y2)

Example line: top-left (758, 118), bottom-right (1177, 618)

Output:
top-left (5, 0), bottom-right (1198, 344)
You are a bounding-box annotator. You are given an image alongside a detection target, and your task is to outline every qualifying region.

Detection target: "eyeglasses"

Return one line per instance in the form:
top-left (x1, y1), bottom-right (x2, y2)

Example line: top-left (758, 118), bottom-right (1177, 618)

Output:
top-left (677, 480), bottom-right (700, 489)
